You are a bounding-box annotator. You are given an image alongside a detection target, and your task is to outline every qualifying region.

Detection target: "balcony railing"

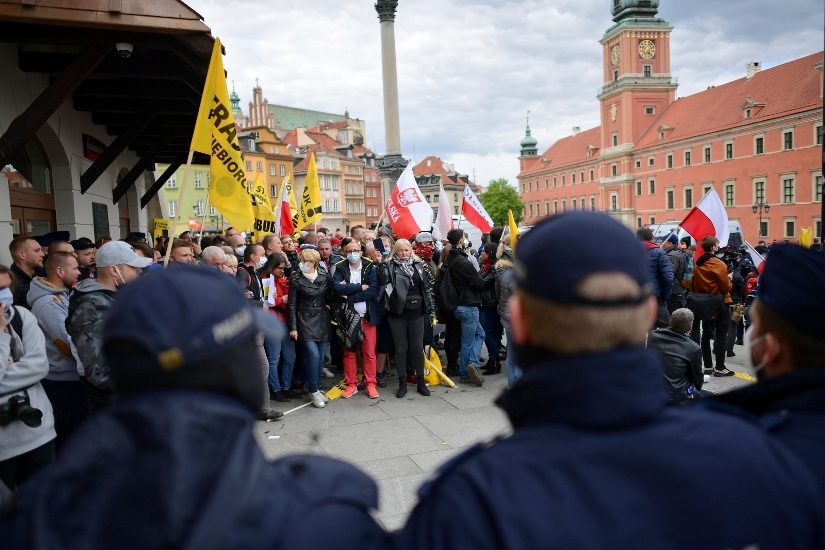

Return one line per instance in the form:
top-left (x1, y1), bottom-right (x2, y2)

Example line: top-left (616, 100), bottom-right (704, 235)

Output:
top-left (598, 75), bottom-right (678, 96)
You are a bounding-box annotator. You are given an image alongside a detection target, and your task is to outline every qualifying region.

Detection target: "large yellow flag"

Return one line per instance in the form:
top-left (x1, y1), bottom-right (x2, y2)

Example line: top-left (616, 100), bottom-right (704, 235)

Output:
top-left (508, 209), bottom-right (519, 251)
top-left (250, 173), bottom-right (277, 238)
top-left (295, 153), bottom-right (323, 230)
top-left (191, 38), bottom-right (255, 232)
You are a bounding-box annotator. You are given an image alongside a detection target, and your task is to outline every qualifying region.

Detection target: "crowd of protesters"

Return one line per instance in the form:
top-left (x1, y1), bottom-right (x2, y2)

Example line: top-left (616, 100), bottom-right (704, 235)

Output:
top-left (1, 214), bottom-right (824, 549)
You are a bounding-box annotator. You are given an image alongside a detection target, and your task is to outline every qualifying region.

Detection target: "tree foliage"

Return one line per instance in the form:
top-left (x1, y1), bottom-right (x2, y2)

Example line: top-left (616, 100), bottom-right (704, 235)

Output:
top-left (479, 178), bottom-right (524, 226)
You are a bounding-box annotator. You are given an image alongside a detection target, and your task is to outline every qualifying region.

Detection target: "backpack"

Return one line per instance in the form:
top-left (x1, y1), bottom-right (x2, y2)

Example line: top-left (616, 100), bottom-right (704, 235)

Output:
top-left (434, 260), bottom-right (460, 313)
top-left (9, 306), bottom-right (23, 340)
top-left (680, 252), bottom-right (694, 290)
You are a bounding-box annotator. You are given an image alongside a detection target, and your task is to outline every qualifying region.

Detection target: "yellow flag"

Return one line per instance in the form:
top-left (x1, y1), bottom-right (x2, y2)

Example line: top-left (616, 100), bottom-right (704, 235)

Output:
top-left (296, 153), bottom-right (323, 230)
top-left (800, 227), bottom-right (813, 249)
top-left (190, 38), bottom-right (255, 232)
top-left (508, 209), bottom-right (519, 251)
top-left (250, 173), bottom-right (277, 239)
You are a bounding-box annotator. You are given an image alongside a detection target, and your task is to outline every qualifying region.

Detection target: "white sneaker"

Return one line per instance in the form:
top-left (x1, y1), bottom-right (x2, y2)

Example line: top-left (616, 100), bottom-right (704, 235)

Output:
top-left (321, 368), bottom-right (335, 379)
top-left (322, 392), bottom-right (330, 403)
top-left (311, 391), bottom-right (326, 408)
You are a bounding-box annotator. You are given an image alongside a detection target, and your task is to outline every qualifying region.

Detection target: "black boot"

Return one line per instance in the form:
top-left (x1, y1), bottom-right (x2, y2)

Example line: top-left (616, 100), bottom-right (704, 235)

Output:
top-left (396, 384), bottom-right (407, 398)
top-left (417, 380), bottom-right (430, 396)
top-left (482, 359), bottom-right (500, 376)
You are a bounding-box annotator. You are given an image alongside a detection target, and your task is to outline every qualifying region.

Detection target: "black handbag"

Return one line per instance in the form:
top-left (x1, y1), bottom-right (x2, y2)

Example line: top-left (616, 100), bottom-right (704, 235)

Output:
top-left (687, 293), bottom-right (724, 321)
top-left (336, 301), bottom-right (364, 352)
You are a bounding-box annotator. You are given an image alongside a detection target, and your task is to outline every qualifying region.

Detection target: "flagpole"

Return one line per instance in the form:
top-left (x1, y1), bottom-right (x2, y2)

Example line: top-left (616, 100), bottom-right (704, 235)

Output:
top-left (164, 150), bottom-right (194, 268)
top-left (198, 182), bottom-right (211, 243)
top-left (457, 195), bottom-right (464, 229)
top-left (660, 226), bottom-right (681, 249)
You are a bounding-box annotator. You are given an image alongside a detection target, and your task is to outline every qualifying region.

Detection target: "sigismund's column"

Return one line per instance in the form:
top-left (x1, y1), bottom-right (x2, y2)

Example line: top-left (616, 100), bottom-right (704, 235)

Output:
top-left (375, 0), bottom-right (408, 210)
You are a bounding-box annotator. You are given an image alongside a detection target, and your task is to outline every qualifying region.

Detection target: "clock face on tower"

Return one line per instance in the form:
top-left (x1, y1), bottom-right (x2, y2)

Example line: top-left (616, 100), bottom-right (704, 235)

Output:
top-left (611, 45), bottom-right (621, 65)
top-left (639, 40), bottom-right (656, 59)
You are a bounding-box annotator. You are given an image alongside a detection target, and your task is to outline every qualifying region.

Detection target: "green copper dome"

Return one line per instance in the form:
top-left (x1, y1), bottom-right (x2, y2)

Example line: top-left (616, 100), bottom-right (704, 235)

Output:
top-left (229, 86), bottom-right (243, 118)
top-left (612, 0), bottom-right (660, 22)
top-left (520, 123), bottom-right (538, 156)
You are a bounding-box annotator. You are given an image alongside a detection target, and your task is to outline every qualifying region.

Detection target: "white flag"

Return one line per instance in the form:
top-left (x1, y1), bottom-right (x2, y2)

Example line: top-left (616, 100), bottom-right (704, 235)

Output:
top-left (433, 182), bottom-right (453, 241)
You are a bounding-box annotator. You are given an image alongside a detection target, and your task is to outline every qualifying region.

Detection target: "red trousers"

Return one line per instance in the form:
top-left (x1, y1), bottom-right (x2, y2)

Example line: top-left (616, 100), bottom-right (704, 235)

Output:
top-left (343, 318), bottom-right (377, 387)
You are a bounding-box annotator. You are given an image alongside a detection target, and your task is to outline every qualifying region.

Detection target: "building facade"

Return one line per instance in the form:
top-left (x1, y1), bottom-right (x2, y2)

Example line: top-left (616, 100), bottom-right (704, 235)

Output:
top-left (518, 0), bottom-right (824, 243)
top-left (413, 156), bottom-right (477, 219)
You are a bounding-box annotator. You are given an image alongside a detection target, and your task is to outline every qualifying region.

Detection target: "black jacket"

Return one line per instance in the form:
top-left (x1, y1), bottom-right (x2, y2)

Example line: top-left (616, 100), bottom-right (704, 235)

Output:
top-left (479, 265), bottom-right (498, 308)
top-left (729, 271), bottom-right (745, 304)
top-left (11, 263), bottom-right (33, 310)
top-left (235, 264), bottom-right (265, 308)
top-left (647, 327), bottom-right (703, 403)
top-left (443, 250), bottom-right (487, 307)
top-left (666, 249), bottom-right (687, 297)
top-left (284, 250), bottom-right (300, 278)
top-left (287, 271), bottom-right (333, 342)
top-left (378, 260), bottom-right (435, 318)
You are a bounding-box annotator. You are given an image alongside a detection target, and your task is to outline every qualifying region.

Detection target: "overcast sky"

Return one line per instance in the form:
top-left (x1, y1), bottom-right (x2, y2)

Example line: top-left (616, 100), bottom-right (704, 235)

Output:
top-left (191, 0), bottom-right (823, 187)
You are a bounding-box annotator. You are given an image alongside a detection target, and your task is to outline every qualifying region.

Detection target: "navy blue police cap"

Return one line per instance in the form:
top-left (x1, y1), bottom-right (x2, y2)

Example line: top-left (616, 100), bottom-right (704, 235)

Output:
top-left (35, 231), bottom-right (71, 247)
top-left (104, 264), bottom-right (283, 377)
top-left (70, 239), bottom-right (95, 251)
top-left (757, 244), bottom-right (825, 339)
top-left (514, 212), bottom-right (652, 306)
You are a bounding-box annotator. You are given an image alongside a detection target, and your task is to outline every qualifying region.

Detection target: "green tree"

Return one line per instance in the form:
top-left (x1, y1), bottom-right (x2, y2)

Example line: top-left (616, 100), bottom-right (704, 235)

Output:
top-left (479, 178), bottom-right (524, 226)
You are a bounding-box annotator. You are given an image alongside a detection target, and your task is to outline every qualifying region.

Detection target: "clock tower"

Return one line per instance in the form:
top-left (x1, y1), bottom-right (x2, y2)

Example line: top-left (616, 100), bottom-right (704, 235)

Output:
top-left (598, 0), bottom-right (678, 150)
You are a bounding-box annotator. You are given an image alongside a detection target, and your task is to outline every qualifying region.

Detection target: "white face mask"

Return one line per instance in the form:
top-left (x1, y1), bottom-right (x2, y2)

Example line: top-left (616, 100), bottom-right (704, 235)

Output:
top-left (234, 246), bottom-right (246, 256)
top-left (0, 287), bottom-right (13, 305)
top-left (256, 257), bottom-right (266, 269)
top-left (113, 265), bottom-right (129, 288)
top-left (298, 262), bottom-right (311, 274)
top-left (742, 325), bottom-right (774, 380)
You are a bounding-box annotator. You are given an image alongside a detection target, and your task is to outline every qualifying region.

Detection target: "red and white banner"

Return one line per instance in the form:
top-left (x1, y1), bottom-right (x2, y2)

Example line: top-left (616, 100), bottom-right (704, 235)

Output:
top-left (433, 182), bottom-right (453, 241)
top-left (744, 241), bottom-right (766, 273)
top-left (461, 184), bottom-right (493, 233)
top-left (188, 216), bottom-right (203, 230)
top-left (274, 181), bottom-right (295, 237)
top-left (385, 163), bottom-right (434, 240)
top-left (680, 188), bottom-right (729, 247)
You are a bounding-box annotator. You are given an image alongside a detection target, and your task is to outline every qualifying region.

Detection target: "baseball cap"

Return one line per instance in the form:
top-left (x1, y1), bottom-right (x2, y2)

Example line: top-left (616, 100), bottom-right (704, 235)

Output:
top-left (415, 232), bottom-right (435, 243)
top-left (515, 212), bottom-right (652, 306)
top-left (104, 265), bottom-right (284, 377)
top-left (666, 234), bottom-right (679, 245)
top-left (96, 241), bottom-right (152, 268)
top-left (757, 244), bottom-right (825, 340)
top-left (330, 237), bottom-right (342, 246)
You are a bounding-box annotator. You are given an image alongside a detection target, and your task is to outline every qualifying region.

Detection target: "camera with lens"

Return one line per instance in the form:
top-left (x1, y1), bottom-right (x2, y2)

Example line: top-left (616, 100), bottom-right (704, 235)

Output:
top-left (0, 390), bottom-right (43, 428)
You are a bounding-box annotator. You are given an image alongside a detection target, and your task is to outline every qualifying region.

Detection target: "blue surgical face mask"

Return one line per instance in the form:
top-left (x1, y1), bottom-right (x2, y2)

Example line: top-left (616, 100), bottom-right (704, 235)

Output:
top-left (0, 287), bottom-right (13, 306)
top-left (347, 252), bottom-right (361, 264)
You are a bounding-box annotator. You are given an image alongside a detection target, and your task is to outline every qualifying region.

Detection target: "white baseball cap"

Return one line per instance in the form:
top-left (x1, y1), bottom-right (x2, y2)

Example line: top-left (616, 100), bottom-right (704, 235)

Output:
top-left (96, 241), bottom-right (152, 269)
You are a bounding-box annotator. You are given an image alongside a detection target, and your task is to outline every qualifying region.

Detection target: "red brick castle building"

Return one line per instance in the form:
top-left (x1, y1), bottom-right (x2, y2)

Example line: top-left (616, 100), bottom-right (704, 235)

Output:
top-left (518, 0), bottom-right (823, 243)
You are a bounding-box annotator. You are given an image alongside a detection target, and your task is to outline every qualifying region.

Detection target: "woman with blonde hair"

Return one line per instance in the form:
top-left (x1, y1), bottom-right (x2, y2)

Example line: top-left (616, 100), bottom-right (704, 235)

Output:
top-left (223, 254), bottom-right (238, 276)
top-left (378, 239), bottom-right (435, 398)
top-left (287, 248), bottom-right (334, 408)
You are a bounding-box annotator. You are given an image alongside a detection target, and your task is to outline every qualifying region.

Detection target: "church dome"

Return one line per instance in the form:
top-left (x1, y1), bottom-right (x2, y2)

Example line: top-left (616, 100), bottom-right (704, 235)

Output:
top-left (612, 0), bottom-right (659, 22)
top-left (520, 123), bottom-right (538, 156)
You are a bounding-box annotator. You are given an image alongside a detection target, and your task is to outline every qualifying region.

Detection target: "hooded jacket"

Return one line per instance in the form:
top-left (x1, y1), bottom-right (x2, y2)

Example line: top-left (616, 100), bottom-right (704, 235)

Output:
top-left (27, 278), bottom-right (82, 381)
top-left (641, 240), bottom-right (674, 301)
top-left (0, 306), bottom-right (56, 462)
top-left (692, 253), bottom-right (732, 303)
top-left (67, 279), bottom-right (116, 391)
top-left (495, 256), bottom-right (515, 321)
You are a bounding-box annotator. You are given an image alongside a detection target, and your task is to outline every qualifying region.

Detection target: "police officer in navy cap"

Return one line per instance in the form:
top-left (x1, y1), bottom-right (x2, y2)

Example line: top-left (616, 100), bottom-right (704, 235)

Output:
top-left (0, 266), bottom-right (391, 550)
top-left (711, 244), bottom-right (825, 493)
top-left (397, 212), bottom-right (825, 550)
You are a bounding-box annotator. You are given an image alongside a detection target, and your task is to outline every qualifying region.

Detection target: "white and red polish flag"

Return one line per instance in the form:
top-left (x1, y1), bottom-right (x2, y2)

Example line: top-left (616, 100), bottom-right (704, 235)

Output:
top-left (385, 163), bottom-right (433, 240)
top-left (274, 179), bottom-right (295, 237)
top-left (433, 182), bottom-right (453, 241)
top-left (744, 241), bottom-right (766, 273)
top-left (680, 188), bottom-right (729, 254)
top-left (461, 184), bottom-right (494, 233)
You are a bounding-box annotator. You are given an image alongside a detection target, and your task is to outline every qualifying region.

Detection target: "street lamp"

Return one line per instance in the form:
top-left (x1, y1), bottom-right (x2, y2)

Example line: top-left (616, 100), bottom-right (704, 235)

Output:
top-left (752, 202), bottom-right (771, 239)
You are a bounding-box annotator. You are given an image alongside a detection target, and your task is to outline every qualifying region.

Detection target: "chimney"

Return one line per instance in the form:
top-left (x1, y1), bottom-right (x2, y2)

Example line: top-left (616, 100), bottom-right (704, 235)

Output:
top-left (746, 62), bottom-right (761, 80)
top-left (572, 126), bottom-right (581, 136)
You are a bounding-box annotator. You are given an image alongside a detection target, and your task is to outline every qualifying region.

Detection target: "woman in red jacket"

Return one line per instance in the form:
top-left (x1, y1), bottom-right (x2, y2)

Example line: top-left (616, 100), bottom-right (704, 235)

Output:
top-left (260, 253), bottom-right (297, 402)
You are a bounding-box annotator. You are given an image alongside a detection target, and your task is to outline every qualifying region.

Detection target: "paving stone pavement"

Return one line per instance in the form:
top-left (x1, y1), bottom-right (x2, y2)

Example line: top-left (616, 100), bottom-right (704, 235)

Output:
top-left (254, 341), bottom-right (754, 531)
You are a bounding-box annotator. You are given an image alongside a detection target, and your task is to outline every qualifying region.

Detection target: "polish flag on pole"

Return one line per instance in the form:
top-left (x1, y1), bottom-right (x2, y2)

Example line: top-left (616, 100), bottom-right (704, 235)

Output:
top-left (385, 163), bottom-right (434, 240)
top-left (679, 188), bottom-right (729, 252)
top-left (744, 241), bottom-right (766, 273)
top-left (274, 179), bottom-right (295, 237)
top-left (433, 182), bottom-right (453, 241)
top-left (461, 184), bottom-right (494, 233)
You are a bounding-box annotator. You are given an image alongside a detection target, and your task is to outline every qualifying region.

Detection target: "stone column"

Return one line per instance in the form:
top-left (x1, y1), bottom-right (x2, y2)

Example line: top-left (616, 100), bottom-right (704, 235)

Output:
top-left (375, 0), bottom-right (408, 214)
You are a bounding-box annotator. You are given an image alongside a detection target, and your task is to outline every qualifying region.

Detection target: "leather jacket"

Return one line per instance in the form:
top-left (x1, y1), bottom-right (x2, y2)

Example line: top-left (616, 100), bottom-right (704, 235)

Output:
top-left (647, 327), bottom-right (704, 403)
top-left (378, 260), bottom-right (435, 318)
top-left (287, 271), bottom-right (334, 342)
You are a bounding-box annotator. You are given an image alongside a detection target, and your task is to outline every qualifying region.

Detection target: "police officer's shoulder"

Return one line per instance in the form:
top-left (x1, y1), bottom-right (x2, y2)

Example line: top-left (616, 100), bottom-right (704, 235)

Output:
top-left (417, 438), bottom-right (504, 500)
top-left (271, 454), bottom-right (378, 509)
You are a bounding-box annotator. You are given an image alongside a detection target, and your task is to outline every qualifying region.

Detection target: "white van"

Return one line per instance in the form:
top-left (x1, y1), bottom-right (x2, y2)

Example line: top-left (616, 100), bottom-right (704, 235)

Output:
top-left (451, 215), bottom-right (484, 249)
top-left (651, 220), bottom-right (743, 249)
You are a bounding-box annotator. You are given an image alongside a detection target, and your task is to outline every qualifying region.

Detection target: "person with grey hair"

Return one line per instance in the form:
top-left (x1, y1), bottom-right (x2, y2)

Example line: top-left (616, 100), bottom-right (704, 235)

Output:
top-left (647, 308), bottom-right (707, 404)
top-left (200, 246), bottom-right (226, 271)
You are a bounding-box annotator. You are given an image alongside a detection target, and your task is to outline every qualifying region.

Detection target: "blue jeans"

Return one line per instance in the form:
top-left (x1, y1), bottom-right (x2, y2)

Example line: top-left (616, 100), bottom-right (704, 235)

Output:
top-left (454, 305), bottom-right (485, 379)
top-left (300, 341), bottom-right (328, 394)
top-left (264, 333), bottom-right (296, 392)
top-left (501, 319), bottom-right (522, 387)
top-left (478, 307), bottom-right (501, 364)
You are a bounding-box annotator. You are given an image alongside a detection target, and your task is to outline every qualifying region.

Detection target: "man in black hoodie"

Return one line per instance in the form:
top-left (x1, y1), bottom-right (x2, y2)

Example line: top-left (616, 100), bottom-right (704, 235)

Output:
top-left (442, 228), bottom-right (489, 386)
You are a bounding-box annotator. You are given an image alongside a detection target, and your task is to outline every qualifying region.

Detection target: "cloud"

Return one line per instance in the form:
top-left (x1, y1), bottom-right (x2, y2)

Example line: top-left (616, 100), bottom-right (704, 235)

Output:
top-left (191, 0), bottom-right (822, 188)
